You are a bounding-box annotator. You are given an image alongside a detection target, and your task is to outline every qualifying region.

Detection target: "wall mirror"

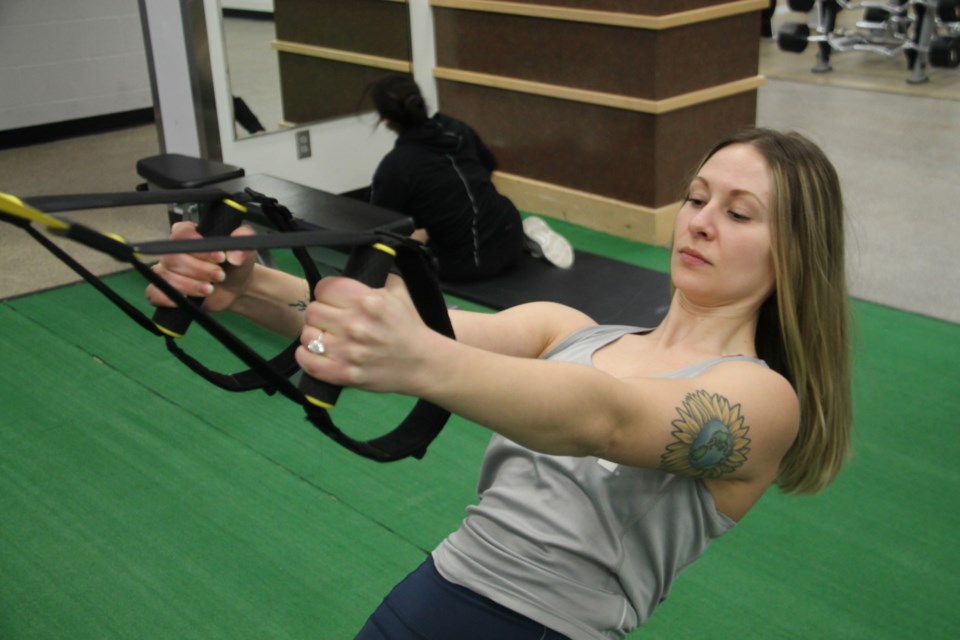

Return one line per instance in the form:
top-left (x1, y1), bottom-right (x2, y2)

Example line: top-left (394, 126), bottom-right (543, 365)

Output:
top-left (202, 0), bottom-right (432, 195)
top-left (222, 4), bottom-right (284, 139)
top-left (219, 0), bottom-right (416, 142)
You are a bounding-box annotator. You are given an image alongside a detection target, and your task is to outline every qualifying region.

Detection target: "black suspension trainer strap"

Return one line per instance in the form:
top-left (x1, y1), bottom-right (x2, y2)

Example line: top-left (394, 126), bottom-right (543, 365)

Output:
top-left (297, 239), bottom-right (456, 461)
top-left (14, 218), bottom-right (167, 336)
top-left (0, 189), bottom-right (454, 462)
top-left (155, 190), bottom-right (323, 394)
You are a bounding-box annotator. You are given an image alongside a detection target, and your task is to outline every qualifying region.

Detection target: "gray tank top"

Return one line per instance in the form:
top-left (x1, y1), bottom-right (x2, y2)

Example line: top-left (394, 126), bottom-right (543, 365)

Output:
top-left (433, 325), bottom-right (766, 639)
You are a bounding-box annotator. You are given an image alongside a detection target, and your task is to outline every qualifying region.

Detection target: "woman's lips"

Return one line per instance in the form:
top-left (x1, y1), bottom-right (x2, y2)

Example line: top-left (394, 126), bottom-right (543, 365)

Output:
top-left (679, 247), bottom-right (711, 265)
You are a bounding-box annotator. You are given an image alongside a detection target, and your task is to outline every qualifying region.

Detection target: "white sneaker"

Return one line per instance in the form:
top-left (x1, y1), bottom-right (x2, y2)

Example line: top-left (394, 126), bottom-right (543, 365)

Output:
top-left (523, 216), bottom-right (574, 269)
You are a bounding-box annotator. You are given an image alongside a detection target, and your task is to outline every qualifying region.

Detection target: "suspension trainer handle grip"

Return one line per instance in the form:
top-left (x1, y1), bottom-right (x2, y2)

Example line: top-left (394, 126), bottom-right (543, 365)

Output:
top-left (152, 198), bottom-right (246, 338)
top-left (299, 243), bottom-right (397, 410)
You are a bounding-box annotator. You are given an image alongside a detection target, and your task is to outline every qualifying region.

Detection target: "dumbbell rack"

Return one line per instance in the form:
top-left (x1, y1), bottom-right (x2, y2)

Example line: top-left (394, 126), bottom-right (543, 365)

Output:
top-left (777, 0), bottom-right (960, 84)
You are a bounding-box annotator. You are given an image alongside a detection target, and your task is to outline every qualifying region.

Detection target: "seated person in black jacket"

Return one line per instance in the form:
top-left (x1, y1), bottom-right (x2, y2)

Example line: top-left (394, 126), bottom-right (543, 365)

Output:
top-left (369, 74), bottom-right (573, 282)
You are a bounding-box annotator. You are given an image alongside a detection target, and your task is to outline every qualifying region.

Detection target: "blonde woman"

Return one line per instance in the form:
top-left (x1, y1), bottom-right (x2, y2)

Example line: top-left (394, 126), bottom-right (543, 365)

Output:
top-left (148, 128), bottom-right (852, 639)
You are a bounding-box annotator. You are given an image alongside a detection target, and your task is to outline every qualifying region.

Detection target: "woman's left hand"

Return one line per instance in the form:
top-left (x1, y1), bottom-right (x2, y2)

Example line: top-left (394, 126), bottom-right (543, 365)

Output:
top-left (294, 275), bottom-right (436, 395)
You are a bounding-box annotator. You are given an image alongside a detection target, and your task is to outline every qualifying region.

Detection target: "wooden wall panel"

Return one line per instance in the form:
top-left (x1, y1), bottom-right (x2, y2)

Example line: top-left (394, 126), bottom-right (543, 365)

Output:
top-left (434, 10), bottom-right (758, 99)
top-left (274, 0), bottom-right (410, 59)
top-left (273, 0), bottom-right (411, 126)
top-left (277, 56), bottom-right (402, 125)
top-left (437, 80), bottom-right (756, 208)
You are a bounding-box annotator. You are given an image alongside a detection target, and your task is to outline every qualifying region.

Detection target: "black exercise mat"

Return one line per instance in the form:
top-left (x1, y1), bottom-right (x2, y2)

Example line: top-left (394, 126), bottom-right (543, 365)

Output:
top-left (441, 251), bottom-right (672, 327)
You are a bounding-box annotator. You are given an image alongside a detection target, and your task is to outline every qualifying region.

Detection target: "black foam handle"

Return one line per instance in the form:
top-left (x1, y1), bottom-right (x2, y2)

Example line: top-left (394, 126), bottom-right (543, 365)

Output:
top-left (152, 200), bottom-right (245, 338)
top-left (299, 243), bottom-right (396, 410)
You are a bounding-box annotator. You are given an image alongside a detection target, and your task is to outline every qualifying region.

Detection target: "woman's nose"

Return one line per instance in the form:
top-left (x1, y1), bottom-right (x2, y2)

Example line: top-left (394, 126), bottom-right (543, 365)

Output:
top-left (688, 205), bottom-right (715, 239)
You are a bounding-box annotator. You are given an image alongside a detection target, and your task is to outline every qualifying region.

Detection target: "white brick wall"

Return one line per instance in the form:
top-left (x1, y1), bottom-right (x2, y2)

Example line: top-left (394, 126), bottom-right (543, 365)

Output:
top-left (0, 0), bottom-right (152, 132)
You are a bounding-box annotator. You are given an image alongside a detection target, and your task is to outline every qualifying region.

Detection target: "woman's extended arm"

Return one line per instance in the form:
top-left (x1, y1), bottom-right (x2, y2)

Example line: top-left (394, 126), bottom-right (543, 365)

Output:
top-left (228, 264), bottom-right (311, 338)
top-left (296, 277), bottom-right (799, 487)
top-left (145, 224), bottom-right (590, 353)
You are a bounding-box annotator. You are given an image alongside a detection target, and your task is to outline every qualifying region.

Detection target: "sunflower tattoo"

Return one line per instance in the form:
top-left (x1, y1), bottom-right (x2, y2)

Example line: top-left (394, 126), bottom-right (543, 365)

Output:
top-left (660, 390), bottom-right (751, 478)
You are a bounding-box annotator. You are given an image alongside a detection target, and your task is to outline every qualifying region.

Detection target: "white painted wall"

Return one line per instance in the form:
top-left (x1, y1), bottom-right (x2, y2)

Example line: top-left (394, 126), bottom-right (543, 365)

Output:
top-left (0, 0), bottom-right (152, 132)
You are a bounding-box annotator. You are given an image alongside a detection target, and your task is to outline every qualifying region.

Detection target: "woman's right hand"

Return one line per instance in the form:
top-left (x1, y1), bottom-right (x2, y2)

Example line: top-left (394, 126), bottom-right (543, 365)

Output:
top-left (145, 220), bottom-right (258, 312)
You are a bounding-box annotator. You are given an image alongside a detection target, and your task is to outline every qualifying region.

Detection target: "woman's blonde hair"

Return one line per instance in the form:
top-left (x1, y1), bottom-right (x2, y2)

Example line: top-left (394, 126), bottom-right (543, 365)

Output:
top-left (694, 128), bottom-right (853, 494)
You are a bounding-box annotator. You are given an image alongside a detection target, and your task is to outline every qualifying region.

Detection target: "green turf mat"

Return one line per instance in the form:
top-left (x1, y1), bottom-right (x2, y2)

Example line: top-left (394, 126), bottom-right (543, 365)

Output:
top-left (2, 255), bottom-right (958, 639)
top-left (1, 271), bottom-right (487, 552)
top-left (0, 304), bottom-right (427, 638)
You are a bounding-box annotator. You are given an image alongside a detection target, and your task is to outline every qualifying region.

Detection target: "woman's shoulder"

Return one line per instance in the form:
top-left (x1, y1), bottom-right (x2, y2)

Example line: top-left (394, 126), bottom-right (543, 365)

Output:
top-left (691, 358), bottom-right (800, 459)
top-left (690, 356), bottom-right (796, 406)
top-left (373, 143), bottom-right (420, 179)
top-left (636, 357), bottom-right (799, 519)
top-left (543, 324), bottom-right (646, 365)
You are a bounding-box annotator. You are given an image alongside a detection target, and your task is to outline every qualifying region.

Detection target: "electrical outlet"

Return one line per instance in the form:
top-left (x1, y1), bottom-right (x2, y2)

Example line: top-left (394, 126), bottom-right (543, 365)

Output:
top-left (296, 130), bottom-right (311, 159)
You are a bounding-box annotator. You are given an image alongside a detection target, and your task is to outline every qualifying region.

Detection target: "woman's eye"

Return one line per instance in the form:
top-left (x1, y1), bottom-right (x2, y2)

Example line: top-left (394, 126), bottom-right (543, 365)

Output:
top-left (685, 196), bottom-right (706, 207)
top-left (730, 210), bottom-right (750, 221)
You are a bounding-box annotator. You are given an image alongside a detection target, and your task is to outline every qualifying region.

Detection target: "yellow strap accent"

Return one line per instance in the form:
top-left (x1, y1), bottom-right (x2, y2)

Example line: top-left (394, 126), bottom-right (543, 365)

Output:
top-left (0, 192), bottom-right (70, 232)
top-left (372, 242), bottom-right (397, 257)
top-left (154, 323), bottom-right (185, 339)
top-left (223, 198), bottom-right (247, 213)
top-left (304, 395), bottom-right (335, 410)
top-left (102, 232), bottom-right (145, 259)
top-left (0, 192), bottom-right (147, 257)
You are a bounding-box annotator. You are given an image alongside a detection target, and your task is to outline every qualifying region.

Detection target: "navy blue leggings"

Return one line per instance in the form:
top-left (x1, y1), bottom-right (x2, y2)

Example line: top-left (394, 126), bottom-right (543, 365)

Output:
top-left (354, 556), bottom-right (570, 640)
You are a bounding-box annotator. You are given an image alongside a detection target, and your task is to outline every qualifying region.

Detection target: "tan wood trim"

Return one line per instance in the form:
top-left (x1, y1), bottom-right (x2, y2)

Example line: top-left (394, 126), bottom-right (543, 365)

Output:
top-left (271, 40), bottom-right (412, 72)
top-left (430, 0), bottom-right (769, 29)
top-left (434, 67), bottom-right (764, 114)
top-left (493, 171), bottom-right (681, 246)
top-left (655, 75), bottom-right (765, 113)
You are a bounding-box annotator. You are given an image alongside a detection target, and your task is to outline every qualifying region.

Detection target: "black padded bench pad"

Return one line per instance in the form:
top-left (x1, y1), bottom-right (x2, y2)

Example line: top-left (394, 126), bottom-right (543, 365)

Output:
top-left (212, 174), bottom-right (414, 235)
top-left (441, 251), bottom-right (671, 327)
top-left (137, 153), bottom-right (245, 189)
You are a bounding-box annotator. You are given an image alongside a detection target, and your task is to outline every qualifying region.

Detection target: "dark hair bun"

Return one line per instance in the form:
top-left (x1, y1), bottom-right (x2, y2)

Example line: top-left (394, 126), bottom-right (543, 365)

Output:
top-left (371, 74), bottom-right (428, 129)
